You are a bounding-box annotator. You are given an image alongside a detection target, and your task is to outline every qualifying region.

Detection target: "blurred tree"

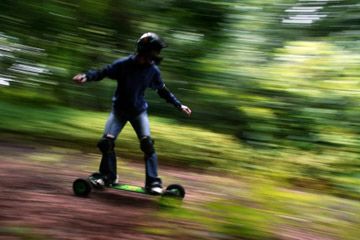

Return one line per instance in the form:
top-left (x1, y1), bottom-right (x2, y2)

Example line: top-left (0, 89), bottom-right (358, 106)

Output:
top-left (0, 0), bottom-right (359, 152)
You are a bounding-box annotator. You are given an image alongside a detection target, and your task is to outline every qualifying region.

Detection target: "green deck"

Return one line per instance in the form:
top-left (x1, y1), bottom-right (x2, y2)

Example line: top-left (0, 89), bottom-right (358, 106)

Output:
top-left (111, 184), bottom-right (146, 194)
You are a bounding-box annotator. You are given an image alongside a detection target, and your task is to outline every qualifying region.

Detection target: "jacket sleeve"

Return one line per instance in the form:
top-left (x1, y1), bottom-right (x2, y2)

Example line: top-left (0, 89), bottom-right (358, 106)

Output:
top-left (150, 67), bottom-right (182, 109)
top-left (157, 85), bottom-right (182, 110)
top-left (85, 59), bottom-right (121, 81)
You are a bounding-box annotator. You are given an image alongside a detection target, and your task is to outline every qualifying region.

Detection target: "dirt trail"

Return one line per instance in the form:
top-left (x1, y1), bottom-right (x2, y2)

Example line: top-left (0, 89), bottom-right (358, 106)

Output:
top-left (0, 142), bottom-right (339, 240)
top-left (0, 152), bottom-right (152, 239)
top-left (0, 142), bottom-right (229, 240)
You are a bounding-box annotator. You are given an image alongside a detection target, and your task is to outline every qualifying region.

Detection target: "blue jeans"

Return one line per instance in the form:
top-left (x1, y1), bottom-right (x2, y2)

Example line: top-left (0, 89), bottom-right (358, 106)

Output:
top-left (99, 110), bottom-right (161, 186)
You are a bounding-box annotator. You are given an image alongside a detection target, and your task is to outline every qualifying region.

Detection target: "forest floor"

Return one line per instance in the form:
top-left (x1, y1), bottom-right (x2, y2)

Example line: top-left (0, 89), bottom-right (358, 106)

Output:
top-left (0, 140), bottom-right (355, 240)
top-left (0, 141), bottom-right (237, 240)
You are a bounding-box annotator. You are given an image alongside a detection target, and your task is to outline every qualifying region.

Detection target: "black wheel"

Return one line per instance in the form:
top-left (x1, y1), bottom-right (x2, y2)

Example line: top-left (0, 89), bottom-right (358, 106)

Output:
top-left (73, 178), bottom-right (92, 197)
top-left (164, 184), bottom-right (185, 199)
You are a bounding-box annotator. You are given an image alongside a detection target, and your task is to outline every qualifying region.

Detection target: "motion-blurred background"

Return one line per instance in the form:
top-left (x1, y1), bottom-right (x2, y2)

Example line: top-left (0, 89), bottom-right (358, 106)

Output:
top-left (0, 1), bottom-right (359, 239)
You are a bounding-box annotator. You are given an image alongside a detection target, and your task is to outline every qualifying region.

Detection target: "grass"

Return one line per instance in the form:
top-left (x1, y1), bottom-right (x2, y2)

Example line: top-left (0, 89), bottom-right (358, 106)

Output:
top-left (149, 178), bottom-right (360, 240)
top-left (0, 100), bottom-right (359, 240)
top-left (0, 100), bottom-right (243, 171)
top-left (0, 227), bottom-right (50, 240)
top-left (0, 99), bottom-right (359, 200)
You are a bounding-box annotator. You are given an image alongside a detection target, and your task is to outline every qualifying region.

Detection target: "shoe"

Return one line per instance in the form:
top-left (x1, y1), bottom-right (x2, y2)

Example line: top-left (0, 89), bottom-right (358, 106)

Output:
top-left (146, 181), bottom-right (163, 195)
top-left (106, 175), bottom-right (119, 187)
top-left (88, 173), bottom-right (119, 188)
top-left (89, 173), bottom-right (105, 188)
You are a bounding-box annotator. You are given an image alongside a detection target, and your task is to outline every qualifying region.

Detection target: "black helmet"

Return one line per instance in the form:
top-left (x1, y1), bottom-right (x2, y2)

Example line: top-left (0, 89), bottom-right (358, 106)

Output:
top-left (136, 32), bottom-right (167, 54)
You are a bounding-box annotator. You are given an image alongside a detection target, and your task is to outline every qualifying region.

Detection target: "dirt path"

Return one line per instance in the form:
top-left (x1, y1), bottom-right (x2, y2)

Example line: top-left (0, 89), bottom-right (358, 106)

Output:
top-left (0, 142), bottom-right (234, 240)
top-left (0, 145), bottom-right (162, 240)
top-left (0, 142), bottom-right (345, 240)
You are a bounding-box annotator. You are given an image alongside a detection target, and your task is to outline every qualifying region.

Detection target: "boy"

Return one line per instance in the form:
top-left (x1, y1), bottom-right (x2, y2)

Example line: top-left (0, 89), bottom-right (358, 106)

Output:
top-left (73, 32), bottom-right (192, 194)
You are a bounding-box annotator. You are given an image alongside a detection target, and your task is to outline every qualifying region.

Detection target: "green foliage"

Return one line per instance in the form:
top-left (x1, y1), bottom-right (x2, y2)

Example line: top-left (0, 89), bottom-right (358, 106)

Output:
top-left (0, 1), bottom-right (360, 239)
top-left (1, 0), bottom-right (359, 148)
top-left (1, 0), bottom-right (360, 197)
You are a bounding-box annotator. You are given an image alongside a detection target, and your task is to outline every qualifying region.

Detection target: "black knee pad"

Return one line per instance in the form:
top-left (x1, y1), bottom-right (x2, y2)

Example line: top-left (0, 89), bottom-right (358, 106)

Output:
top-left (140, 136), bottom-right (155, 155)
top-left (97, 137), bottom-right (115, 153)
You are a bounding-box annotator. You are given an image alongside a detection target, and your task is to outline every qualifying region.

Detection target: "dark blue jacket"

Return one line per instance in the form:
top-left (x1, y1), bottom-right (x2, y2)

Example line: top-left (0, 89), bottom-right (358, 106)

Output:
top-left (86, 55), bottom-right (181, 115)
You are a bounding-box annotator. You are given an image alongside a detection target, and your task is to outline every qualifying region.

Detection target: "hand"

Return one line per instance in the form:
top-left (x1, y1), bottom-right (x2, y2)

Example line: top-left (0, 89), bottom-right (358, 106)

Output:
top-left (180, 105), bottom-right (192, 116)
top-left (73, 73), bottom-right (87, 84)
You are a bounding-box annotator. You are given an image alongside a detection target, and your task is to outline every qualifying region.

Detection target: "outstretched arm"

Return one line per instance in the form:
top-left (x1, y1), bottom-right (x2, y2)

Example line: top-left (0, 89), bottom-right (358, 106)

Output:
top-left (73, 60), bottom-right (120, 84)
top-left (157, 86), bottom-right (192, 116)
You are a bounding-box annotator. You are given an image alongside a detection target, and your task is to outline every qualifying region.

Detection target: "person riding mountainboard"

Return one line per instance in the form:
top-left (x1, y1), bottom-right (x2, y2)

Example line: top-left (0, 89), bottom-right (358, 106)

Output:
top-left (73, 32), bottom-right (192, 194)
